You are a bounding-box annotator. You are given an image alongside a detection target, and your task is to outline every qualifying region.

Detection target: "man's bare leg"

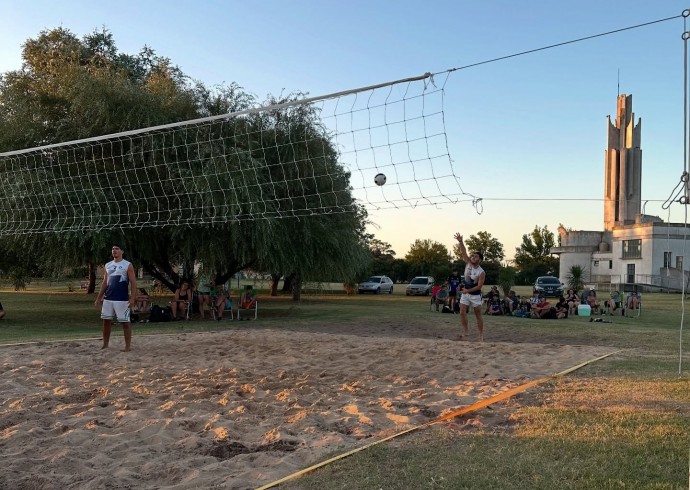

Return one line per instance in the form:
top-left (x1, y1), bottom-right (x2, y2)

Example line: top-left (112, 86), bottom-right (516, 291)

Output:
top-left (122, 323), bottom-right (132, 352)
top-left (474, 306), bottom-right (484, 342)
top-left (458, 304), bottom-right (469, 339)
top-left (102, 320), bottom-right (112, 349)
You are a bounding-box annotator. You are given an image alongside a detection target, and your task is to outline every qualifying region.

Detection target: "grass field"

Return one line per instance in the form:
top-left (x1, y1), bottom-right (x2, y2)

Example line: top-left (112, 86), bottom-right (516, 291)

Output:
top-left (0, 288), bottom-right (688, 489)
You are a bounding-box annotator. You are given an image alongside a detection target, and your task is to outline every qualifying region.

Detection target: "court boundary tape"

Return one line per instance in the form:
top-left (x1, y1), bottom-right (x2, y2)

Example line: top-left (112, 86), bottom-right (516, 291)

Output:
top-left (255, 350), bottom-right (620, 490)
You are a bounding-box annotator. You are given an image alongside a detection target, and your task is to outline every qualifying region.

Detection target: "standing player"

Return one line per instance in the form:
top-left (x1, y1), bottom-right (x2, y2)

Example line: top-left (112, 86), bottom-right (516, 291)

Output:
top-left (95, 243), bottom-right (137, 351)
top-left (454, 233), bottom-right (486, 341)
top-left (447, 271), bottom-right (461, 312)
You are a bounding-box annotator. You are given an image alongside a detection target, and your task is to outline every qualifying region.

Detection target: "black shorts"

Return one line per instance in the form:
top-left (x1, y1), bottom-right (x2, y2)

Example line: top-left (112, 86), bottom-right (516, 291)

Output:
top-left (448, 291), bottom-right (457, 297)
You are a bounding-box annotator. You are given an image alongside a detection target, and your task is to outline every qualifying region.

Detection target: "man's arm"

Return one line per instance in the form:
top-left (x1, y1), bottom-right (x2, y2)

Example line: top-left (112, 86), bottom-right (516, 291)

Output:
top-left (453, 233), bottom-right (470, 263)
top-left (127, 264), bottom-right (137, 308)
top-left (95, 270), bottom-right (108, 306)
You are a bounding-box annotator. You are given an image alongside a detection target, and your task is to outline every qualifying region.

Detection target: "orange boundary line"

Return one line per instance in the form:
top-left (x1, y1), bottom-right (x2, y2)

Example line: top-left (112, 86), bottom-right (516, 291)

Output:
top-left (255, 350), bottom-right (619, 490)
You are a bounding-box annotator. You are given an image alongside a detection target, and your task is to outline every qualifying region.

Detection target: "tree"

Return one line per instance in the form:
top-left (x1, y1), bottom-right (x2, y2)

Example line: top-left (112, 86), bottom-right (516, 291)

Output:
top-left (514, 225), bottom-right (559, 284)
top-left (497, 266), bottom-right (517, 296)
top-left (405, 239), bottom-right (451, 280)
top-left (566, 264), bottom-right (586, 292)
top-left (365, 236), bottom-right (397, 278)
top-left (0, 27), bottom-right (369, 299)
top-left (457, 231), bottom-right (505, 263)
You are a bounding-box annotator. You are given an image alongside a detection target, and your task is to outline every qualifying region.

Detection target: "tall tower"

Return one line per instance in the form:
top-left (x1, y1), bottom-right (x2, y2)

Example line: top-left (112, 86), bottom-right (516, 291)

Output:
top-left (604, 94), bottom-right (642, 230)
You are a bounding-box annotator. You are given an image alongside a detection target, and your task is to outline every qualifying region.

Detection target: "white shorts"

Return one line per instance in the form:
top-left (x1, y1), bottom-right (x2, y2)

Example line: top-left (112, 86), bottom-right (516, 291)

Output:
top-left (101, 300), bottom-right (131, 323)
top-left (459, 293), bottom-right (483, 308)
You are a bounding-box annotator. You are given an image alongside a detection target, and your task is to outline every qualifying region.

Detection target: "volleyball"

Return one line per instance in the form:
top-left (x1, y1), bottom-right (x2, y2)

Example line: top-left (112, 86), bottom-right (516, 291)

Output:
top-left (374, 173), bottom-right (387, 186)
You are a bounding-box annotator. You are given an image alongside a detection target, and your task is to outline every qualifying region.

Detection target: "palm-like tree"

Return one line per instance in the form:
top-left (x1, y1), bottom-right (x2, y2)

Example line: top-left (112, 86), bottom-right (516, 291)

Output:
top-left (566, 265), bottom-right (586, 293)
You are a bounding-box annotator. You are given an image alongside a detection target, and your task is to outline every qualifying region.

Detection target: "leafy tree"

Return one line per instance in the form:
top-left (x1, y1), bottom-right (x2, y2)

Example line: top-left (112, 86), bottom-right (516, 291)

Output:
top-left (497, 266), bottom-right (517, 296)
top-left (0, 27), bottom-right (369, 299)
top-left (405, 239), bottom-right (451, 280)
top-left (457, 231), bottom-right (505, 263)
top-left (514, 225), bottom-right (559, 284)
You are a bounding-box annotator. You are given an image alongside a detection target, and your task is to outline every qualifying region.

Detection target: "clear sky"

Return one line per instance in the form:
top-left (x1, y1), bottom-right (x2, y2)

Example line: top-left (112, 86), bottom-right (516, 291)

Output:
top-left (1, 0), bottom-right (687, 261)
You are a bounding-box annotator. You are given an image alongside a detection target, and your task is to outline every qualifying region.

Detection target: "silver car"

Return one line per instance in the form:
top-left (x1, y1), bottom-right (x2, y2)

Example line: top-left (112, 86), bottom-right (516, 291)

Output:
top-left (358, 275), bottom-right (394, 294)
top-left (405, 276), bottom-right (435, 296)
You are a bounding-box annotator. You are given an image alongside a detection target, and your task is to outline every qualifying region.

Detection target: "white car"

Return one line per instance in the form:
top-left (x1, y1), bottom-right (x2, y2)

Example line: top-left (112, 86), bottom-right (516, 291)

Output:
top-left (405, 276), bottom-right (435, 296)
top-left (358, 275), bottom-right (394, 294)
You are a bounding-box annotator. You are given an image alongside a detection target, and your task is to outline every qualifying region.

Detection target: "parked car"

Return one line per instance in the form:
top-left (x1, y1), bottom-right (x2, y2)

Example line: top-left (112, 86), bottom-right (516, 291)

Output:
top-left (534, 276), bottom-right (564, 297)
top-left (358, 275), bottom-right (394, 294)
top-left (405, 276), bottom-right (435, 296)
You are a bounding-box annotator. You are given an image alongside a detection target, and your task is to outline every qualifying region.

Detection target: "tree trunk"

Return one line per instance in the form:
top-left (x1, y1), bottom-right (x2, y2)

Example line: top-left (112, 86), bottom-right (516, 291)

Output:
top-left (270, 274), bottom-right (281, 296)
top-left (282, 272), bottom-right (295, 293)
top-left (87, 262), bottom-right (96, 294)
top-left (291, 272), bottom-right (302, 301)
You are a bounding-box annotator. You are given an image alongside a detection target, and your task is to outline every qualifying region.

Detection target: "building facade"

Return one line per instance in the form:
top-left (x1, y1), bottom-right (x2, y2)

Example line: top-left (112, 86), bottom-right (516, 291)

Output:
top-left (552, 94), bottom-right (690, 292)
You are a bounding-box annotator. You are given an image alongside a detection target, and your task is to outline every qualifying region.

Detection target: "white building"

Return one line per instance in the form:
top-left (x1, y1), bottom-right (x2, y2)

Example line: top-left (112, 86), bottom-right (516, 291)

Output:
top-left (552, 94), bottom-right (690, 292)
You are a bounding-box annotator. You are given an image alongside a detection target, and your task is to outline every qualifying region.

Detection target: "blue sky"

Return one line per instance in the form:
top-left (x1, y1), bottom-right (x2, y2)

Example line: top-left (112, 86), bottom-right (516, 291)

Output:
top-left (0, 1), bottom-right (687, 260)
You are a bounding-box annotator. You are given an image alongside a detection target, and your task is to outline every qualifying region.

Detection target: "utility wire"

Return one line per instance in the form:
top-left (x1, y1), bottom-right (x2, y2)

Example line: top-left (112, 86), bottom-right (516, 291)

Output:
top-left (437, 14), bottom-right (681, 75)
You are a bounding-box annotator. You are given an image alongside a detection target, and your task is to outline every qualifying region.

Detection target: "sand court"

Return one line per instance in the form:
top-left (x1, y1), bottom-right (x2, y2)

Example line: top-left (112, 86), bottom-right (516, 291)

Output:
top-left (0, 328), bottom-right (613, 489)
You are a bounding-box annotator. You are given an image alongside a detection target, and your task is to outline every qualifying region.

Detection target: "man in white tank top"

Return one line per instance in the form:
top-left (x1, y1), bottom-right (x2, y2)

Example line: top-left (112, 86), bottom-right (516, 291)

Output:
top-left (454, 232), bottom-right (486, 342)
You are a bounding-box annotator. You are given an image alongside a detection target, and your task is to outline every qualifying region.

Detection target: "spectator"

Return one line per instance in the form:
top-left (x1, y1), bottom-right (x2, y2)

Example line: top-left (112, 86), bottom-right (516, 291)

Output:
top-left (531, 294), bottom-right (553, 319)
top-left (431, 283), bottom-right (448, 311)
top-left (135, 288), bottom-right (149, 312)
top-left (240, 285), bottom-right (257, 310)
top-left (503, 290), bottom-right (519, 315)
top-left (607, 290), bottom-right (623, 315)
top-left (447, 271), bottom-right (462, 312)
top-left (483, 286), bottom-right (500, 314)
top-left (214, 283), bottom-right (231, 321)
top-left (564, 289), bottom-right (579, 316)
top-left (171, 281), bottom-right (192, 320)
top-left (586, 288), bottom-right (600, 314)
top-left (555, 296), bottom-right (569, 319)
top-left (196, 273), bottom-right (214, 320)
top-left (487, 293), bottom-right (503, 315)
top-left (625, 291), bottom-right (640, 316)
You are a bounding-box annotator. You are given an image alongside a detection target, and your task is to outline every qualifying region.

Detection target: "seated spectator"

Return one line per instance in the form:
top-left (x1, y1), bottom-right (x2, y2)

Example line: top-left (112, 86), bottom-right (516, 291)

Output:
top-left (586, 288), bottom-right (600, 314)
top-left (625, 292), bottom-right (640, 316)
top-left (607, 290), bottom-right (623, 315)
top-left (240, 285), bottom-right (257, 310)
top-left (196, 273), bottom-right (214, 320)
top-left (136, 288), bottom-right (149, 312)
top-left (487, 294), bottom-right (503, 315)
top-left (171, 281), bottom-right (192, 320)
top-left (214, 284), bottom-right (231, 321)
top-left (483, 286), bottom-right (500, 314)
top-left (431, 283), bottom-right (448, 311)
top-left (555, 296), bottom-right (569, 319)
top-left (531, 294), bottom-right (553, 319)
top-left (503, 290), bottom-right (519, 315)
top-left (529, 290), bottom-right (540, 306)
top-left (564, 289), bottom-right (579, 316)
top-left (0, 299), bottom-right (5, 320)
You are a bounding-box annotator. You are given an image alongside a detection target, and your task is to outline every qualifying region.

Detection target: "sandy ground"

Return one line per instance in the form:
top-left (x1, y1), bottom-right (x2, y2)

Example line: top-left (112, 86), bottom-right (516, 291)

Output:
top-left (0, 325), bottom-right (613, 489)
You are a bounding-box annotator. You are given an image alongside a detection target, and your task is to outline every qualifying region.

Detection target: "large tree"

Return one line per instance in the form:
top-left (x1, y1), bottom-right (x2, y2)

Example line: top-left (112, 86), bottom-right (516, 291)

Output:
top-left (0, 27), bottom-right (369, 297)
top-left (514, 225), bottom-right (559, 284)
top-left (404, 239), bottom-right (450, 280)
top-left (456, 231), bottom-right (505, 263)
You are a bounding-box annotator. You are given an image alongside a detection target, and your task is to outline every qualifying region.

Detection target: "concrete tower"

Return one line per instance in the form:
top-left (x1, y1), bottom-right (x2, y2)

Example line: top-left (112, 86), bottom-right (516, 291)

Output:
top-left (604, 94), bottom-right (642, 230)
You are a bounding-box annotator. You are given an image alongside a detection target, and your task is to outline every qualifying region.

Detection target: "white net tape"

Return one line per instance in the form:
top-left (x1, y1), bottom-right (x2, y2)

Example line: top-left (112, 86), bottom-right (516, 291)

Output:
top-left (0, 72), bottom-right (472, 234)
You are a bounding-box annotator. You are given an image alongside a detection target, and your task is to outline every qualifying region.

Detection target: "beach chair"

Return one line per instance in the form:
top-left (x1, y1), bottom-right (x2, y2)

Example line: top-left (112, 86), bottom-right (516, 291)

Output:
top-left (237, 286), bottom-right (258, 320)
top-left (212, 287), bottom-right (234, 321)
top-left (624, 292), bottom-right (642, 318)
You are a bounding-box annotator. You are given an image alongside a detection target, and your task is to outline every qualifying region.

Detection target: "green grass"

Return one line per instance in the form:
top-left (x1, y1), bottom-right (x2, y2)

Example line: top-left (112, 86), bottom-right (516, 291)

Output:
top-left (0, 289), bottom-right (689, 488)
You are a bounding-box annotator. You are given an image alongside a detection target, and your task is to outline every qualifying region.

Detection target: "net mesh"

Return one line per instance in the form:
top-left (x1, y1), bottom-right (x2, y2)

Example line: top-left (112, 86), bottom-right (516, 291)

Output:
top-left (0, 73), bottom-right (472, 234)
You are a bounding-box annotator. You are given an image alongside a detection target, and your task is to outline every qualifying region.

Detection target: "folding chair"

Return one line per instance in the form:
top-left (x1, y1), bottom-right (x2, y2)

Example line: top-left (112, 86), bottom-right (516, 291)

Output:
top-left (212, 296), bottom-right (234, 321)
top-left (624, 292), bottom-right (642, 318)
top-left (237, 287), bottom-right (258, 320)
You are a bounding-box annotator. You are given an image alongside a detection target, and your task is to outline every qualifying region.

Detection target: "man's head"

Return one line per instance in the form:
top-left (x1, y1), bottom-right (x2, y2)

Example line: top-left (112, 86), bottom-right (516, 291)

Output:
top-left (111, 244), bottom-right (124, 259)
top-left (470, 251), bottom-right (483, 263)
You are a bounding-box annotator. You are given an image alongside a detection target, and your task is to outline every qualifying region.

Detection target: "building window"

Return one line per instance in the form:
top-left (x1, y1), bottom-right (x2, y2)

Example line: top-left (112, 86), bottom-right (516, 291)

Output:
top-left (609, 260), bottom-right (613, 269)
top-left (622, 239), bottom-right (641, 259)
top-left (677, 256), bottom-right (684, 271)
top-left (627, 263), bottom-right (636, 283)
top-left (664, 251), bottom-right (672, 268)
top-left (593, 260), bottom-right (599, 267)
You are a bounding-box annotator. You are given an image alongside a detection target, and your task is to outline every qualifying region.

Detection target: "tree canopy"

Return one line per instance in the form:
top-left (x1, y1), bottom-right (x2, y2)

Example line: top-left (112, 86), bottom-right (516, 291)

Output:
top-left (404, 239), bottom-right (450, 280)
top-left (0, 27), bottom-right (369, 295)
